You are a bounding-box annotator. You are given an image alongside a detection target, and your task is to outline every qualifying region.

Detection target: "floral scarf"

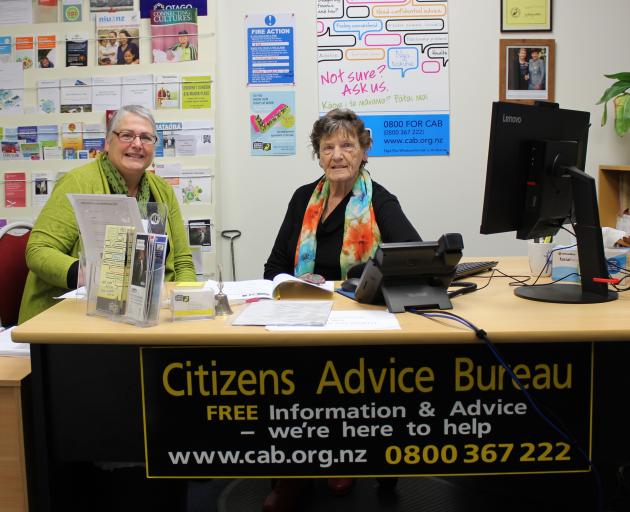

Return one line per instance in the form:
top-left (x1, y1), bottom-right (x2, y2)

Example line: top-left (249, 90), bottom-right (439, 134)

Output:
top-left (100, 153), bottom-right (150, 210)
top-left (294, 169), bottom-right (381, 279)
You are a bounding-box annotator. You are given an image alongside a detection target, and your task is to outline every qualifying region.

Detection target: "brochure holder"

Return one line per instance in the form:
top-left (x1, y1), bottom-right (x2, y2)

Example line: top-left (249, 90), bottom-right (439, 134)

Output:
top-left (80, 201), bottom-right (169, 328)
top-left (85, 236), bottom-right (167, 327)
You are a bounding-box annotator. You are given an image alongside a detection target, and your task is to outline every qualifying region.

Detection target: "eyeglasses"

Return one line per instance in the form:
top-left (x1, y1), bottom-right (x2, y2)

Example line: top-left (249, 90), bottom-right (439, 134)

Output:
top-left (112, 131), bottom-right (158, 145)
top-left (320, 142), bottom-right (359, 156)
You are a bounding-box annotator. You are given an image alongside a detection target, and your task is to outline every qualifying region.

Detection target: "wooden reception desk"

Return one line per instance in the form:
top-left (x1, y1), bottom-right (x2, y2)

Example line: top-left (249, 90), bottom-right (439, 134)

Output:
top-left (11, 257), bottom-right (630, 512)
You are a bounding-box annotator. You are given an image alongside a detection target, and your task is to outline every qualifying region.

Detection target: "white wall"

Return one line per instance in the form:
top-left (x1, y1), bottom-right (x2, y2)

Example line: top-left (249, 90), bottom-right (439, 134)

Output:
top-left (216, 0), bottom-right (630, 280)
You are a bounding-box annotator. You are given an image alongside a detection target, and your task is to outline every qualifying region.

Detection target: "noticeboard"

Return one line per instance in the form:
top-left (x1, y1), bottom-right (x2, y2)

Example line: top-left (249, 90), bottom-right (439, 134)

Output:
top-left (140, 342), bottom-right (592, 478)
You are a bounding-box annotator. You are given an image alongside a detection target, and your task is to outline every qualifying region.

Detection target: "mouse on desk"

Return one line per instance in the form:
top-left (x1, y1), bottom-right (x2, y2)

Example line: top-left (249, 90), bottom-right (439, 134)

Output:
top-left (341, 277), bottom-right (360, 293)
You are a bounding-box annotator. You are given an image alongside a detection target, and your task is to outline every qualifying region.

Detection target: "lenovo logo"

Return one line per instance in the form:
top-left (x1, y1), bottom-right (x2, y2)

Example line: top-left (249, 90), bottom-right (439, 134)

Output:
top-left (502, 114), bottom-right (522, 124)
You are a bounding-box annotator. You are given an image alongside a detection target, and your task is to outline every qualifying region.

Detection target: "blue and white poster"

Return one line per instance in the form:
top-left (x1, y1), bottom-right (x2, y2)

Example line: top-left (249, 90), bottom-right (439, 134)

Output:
top-left (249, 91), bottom-right (296, 156)
top-left (140, 0), bottom-right (208, 18)
top-left (246, 13), bottom-right (295, 86)
top-left (317, 0), bottom-right (450, 156)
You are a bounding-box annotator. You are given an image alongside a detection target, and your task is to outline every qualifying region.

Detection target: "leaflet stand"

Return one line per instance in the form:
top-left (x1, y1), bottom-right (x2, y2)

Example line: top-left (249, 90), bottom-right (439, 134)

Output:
top-left (82, 202), bottom-right (169, 327)
top-left (125, 203), bottom-right (169, 326)
top-left (85, 233), bottom-right (168, 327)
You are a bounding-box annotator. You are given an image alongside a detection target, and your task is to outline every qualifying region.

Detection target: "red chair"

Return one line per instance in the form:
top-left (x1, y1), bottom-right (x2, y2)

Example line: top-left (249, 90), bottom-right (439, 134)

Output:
top-left (0, 221), bottom-right (33, 327)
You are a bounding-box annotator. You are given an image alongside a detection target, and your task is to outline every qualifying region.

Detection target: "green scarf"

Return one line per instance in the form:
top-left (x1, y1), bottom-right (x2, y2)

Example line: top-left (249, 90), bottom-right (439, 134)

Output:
top-left (99, 153), bottom-right (150, 209)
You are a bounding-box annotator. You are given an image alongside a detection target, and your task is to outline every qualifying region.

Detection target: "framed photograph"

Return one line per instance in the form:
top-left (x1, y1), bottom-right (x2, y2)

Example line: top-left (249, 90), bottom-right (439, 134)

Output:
top-left (499, 39), bottom-right (555, 104)
top-left (501, 0), bottom-right (552, 32)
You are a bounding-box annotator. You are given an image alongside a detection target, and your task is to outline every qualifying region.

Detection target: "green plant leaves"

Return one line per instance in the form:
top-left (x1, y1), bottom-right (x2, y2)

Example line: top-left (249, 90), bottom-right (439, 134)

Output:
top-left (605, 72), bottom-right (630, 81)
top-left (613, 93), bottom-right (630, 137)
top-left (597, 80), bottom-right (630, 105)
top-left (598, 73), bottom-right (630, 136)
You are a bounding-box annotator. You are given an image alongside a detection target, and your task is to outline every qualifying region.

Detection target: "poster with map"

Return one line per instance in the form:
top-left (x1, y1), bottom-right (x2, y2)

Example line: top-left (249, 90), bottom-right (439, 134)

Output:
top-left (317, 0), bottom-right (450, 156)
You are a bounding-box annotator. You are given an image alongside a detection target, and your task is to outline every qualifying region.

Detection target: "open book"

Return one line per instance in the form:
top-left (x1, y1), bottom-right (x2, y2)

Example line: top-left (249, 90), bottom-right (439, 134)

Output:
top-left (205, 273), bottom-right (334, 302)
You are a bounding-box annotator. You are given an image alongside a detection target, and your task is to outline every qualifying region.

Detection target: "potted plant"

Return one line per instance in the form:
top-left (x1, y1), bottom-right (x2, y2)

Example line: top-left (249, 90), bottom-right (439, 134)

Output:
top-left (597, 72), bottom-right (630, 136)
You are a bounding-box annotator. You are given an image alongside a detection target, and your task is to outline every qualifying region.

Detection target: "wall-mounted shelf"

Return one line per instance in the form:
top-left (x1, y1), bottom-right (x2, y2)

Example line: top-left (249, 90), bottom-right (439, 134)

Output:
top-left (598, 165), bottom-right (630, 228)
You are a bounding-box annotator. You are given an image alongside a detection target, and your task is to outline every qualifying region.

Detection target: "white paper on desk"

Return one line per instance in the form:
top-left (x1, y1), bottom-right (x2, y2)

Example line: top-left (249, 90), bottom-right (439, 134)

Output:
top-left (55, 286), bottom-right (86, 300)
top-left (67, 194), bottom-right (145, 265)
top-left (232, 300), bottom-right (333, 326)
top-left (0, 327), bottom-right (30, 357)
top-left (204, 279), bottom-right (273, 300)
top-left (205, 278), bottom-right (334, 301)
top-left (267, 310), bottom-right (401, 331)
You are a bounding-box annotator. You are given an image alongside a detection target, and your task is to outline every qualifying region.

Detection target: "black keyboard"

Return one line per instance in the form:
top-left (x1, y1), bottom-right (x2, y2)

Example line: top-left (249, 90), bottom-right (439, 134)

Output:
top-left (454, 260), bottom-right (498, 280)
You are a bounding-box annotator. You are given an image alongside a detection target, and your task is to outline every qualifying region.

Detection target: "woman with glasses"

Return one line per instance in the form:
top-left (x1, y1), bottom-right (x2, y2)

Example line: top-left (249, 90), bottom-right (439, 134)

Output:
top-left (19, 104), bottom-right (196, 323)
top-left (262, 109), bottom-right (420, 512)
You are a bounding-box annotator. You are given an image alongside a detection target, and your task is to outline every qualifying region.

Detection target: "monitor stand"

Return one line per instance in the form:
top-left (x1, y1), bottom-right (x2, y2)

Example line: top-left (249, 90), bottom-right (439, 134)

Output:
top-left (515, 165), bottom-right (618, 304)
top-left (515, 283), bottom-right (617, 303)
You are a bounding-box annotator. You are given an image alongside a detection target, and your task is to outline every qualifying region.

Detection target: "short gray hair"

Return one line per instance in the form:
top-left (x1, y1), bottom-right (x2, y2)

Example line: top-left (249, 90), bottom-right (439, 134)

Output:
top-left (106, 105), bottom-right (156, 141)
top-left (310, 109), bottom-right (372, 159)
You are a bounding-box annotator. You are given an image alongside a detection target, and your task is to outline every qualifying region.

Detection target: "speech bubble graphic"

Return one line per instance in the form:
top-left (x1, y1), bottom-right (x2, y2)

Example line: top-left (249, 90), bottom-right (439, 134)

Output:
top-left (345, 48), bottom-right (386, 60)
top-left (421, 60), bottom-right (440, 73)
top-left (347, 0), bottom-right (408, 4)
top-left (317, 0), bottom-right (344, 19)
top-left (318, 49), bottom-right (344, 62)
top-left (346, 6), bottom-right (370, 18)
top-left (333, 19), bottom-right (383, 40)
top-left (365, 33), bottom-right (402, 47)
top-left (318, 27), bottom-right (357, 48)
top-left (387, 47), bottom-right (419, 77)
top-left (427, 46), bottom-right (448, 66)
top-left (386, 18), bottom-right (445, 31)
top-left (403, 32), bottom-right (449, 52)
top-left (373, 4), bottom-right (447, 18)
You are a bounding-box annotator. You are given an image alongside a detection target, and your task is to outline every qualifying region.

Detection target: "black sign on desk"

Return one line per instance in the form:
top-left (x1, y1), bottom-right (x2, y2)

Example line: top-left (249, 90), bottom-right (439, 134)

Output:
top-left (140, 342), bottom-right (592, 478)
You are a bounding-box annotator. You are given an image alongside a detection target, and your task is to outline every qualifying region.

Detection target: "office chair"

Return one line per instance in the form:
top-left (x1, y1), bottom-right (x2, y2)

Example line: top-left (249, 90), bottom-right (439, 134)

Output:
top-left (0, 221), bottom-right (33, 327)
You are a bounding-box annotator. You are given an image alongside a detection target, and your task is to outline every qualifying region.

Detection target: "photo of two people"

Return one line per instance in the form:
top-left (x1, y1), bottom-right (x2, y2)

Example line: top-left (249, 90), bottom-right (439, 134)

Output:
top-left (500, 39), bottom-right (555, 103)
top-left (508, 47), bottom-right (546, 91)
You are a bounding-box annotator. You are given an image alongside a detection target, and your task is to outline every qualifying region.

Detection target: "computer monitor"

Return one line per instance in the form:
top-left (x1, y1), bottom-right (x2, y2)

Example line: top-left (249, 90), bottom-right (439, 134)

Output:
top-left (354, 233), bottom-right (463, 313)
top-left (481, 101), bottom-right (617, 304)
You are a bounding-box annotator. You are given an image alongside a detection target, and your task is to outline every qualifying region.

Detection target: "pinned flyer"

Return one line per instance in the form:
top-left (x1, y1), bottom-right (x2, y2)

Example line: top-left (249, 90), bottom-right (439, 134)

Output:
top-left (249, 90), bottom-right (296, 156)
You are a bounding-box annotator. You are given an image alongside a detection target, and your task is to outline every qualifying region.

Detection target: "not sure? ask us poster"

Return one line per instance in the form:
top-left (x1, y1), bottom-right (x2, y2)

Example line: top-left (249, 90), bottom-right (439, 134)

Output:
top-left (317, 0), bottom-right (450, 156)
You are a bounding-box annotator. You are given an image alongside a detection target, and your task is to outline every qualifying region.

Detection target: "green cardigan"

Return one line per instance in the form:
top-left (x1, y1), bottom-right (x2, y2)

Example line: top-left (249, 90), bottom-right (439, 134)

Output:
top-left (19, 158), bottom-right (196, 323)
